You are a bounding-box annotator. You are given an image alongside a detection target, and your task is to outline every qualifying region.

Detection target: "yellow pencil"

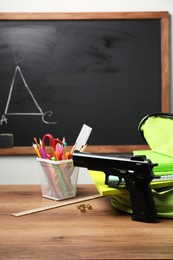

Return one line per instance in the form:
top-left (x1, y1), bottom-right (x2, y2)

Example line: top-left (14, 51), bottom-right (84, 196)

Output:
top-left (39, 138), bottom-right (42, 147)
top-left (33, 144), bottom-right (41, 158)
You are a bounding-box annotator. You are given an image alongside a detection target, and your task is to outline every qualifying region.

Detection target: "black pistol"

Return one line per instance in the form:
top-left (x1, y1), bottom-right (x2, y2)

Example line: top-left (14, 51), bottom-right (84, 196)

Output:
top-left (72, 151), bottom-right (158, 223)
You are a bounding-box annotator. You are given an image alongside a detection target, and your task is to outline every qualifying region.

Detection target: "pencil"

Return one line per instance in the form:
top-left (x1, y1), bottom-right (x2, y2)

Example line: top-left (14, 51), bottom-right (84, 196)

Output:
top-left (62, 137), bottom-right (66, 145)
top-left (33, 143), bottom-right (41, 158)
top-left (70, 143), bottom-right (76, 155)
top-left (34, 137), bottom-right (40, 149)
top-left (80, 144), bottom-right (88, 152)
top-left (51, 146), bottom-right (58, 161)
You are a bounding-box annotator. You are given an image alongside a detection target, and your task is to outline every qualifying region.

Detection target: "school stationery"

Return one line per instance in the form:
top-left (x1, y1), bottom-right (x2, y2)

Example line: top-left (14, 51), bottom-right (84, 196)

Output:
top-left (33, 135), bottom-right (69, 161)
top-left (41, 134), bottom-right (64, 160)
top-left (74, 124), bottom-right (92, 151)
top-left (37, 158), bottom-right (79, 201)
top-left (12, 194), bottom-right (102, 217)
top-left (33, 124), bottom-right (92, 201)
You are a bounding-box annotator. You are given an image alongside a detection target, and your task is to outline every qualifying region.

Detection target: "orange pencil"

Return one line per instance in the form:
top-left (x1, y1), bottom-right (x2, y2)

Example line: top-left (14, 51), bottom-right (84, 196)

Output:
top-left (65, 151), bottom-right (71, 160)
top-left (34, 137), bottom-right (40, 149)
top-left (50, 146), bottom-right (58, 161)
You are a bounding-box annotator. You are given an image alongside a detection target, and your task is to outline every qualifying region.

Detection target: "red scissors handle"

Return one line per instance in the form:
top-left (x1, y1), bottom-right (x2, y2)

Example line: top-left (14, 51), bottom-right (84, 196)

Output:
top-left (42, 134), bottom-right (63, 160)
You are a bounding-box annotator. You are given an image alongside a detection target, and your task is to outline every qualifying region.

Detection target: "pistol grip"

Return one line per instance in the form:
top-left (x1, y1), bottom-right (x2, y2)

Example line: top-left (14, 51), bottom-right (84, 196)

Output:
top-left (125, 172), bottom-right (158, 223)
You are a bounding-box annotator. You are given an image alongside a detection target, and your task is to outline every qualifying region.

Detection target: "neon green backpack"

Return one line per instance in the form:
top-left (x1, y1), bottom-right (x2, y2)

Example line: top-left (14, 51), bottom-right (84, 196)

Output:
top-left (139, 113), bottom-right (173, 157)
top-left (111, 113), bottom-right (173, 219)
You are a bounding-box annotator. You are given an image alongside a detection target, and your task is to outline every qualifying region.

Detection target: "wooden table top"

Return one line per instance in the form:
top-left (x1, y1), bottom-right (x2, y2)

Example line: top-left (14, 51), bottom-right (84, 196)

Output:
top-left (1, 185), bottom-right (173, 259)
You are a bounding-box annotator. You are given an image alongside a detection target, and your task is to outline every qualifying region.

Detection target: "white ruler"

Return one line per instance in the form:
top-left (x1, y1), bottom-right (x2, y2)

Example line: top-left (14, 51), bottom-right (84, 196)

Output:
top-left (12, 194), bottom-right (102, 217)
top-left (75, 124), bottom-right (92, 150)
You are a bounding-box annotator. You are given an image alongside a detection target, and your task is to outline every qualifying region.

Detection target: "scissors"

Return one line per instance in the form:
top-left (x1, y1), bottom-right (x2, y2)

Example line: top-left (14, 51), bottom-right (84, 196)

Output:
top-left (41, 134), bottom-right (64, 160)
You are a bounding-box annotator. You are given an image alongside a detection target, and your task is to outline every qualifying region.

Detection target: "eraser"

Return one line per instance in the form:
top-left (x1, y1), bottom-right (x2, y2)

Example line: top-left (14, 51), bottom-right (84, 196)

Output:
top-left (0, 133), bottom-right (14, 148)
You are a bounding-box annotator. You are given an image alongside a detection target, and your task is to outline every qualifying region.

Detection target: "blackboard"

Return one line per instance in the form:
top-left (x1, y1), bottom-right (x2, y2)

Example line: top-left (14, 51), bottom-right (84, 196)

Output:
top-left (0, 12), bottom-right (170, 154)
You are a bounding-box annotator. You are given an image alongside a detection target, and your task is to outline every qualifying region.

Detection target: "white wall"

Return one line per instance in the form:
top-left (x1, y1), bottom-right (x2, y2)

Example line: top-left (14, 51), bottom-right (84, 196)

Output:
top-left (0, 156), bottom-right (91, 184)
top-left (0, 0), bottom-right (172, 184)
top-left (0, 0), bottom-right (173, 13)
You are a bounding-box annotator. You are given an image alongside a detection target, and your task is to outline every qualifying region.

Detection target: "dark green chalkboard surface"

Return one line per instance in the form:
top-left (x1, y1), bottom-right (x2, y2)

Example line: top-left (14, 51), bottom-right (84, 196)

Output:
top-left (0, 12), bottom-right (170, 154)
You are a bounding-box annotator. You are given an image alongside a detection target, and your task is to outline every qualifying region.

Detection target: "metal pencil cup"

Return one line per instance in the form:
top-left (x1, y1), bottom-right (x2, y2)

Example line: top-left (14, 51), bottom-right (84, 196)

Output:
top-left (37, 158), bottom-right (79, 200)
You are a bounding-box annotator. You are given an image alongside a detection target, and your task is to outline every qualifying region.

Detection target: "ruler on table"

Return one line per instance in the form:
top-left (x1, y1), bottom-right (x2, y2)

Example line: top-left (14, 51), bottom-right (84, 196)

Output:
top-left (12, 194), bottom-right (102, 217)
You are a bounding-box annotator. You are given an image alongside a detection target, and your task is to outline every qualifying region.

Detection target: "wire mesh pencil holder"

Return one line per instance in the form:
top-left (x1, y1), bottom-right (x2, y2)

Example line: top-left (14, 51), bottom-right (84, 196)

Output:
top-left (37, 158), bottom-right (79, 200)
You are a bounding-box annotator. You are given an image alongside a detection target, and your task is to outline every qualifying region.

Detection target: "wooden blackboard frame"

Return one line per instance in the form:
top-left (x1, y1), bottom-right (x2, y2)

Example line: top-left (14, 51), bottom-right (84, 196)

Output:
top-left (0, 12), bottom-right (170, 154)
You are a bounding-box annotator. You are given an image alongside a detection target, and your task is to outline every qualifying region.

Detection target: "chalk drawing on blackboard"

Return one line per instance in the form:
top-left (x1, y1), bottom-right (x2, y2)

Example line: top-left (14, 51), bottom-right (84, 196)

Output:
top-left (0, 66), bottom-right (57, 125)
